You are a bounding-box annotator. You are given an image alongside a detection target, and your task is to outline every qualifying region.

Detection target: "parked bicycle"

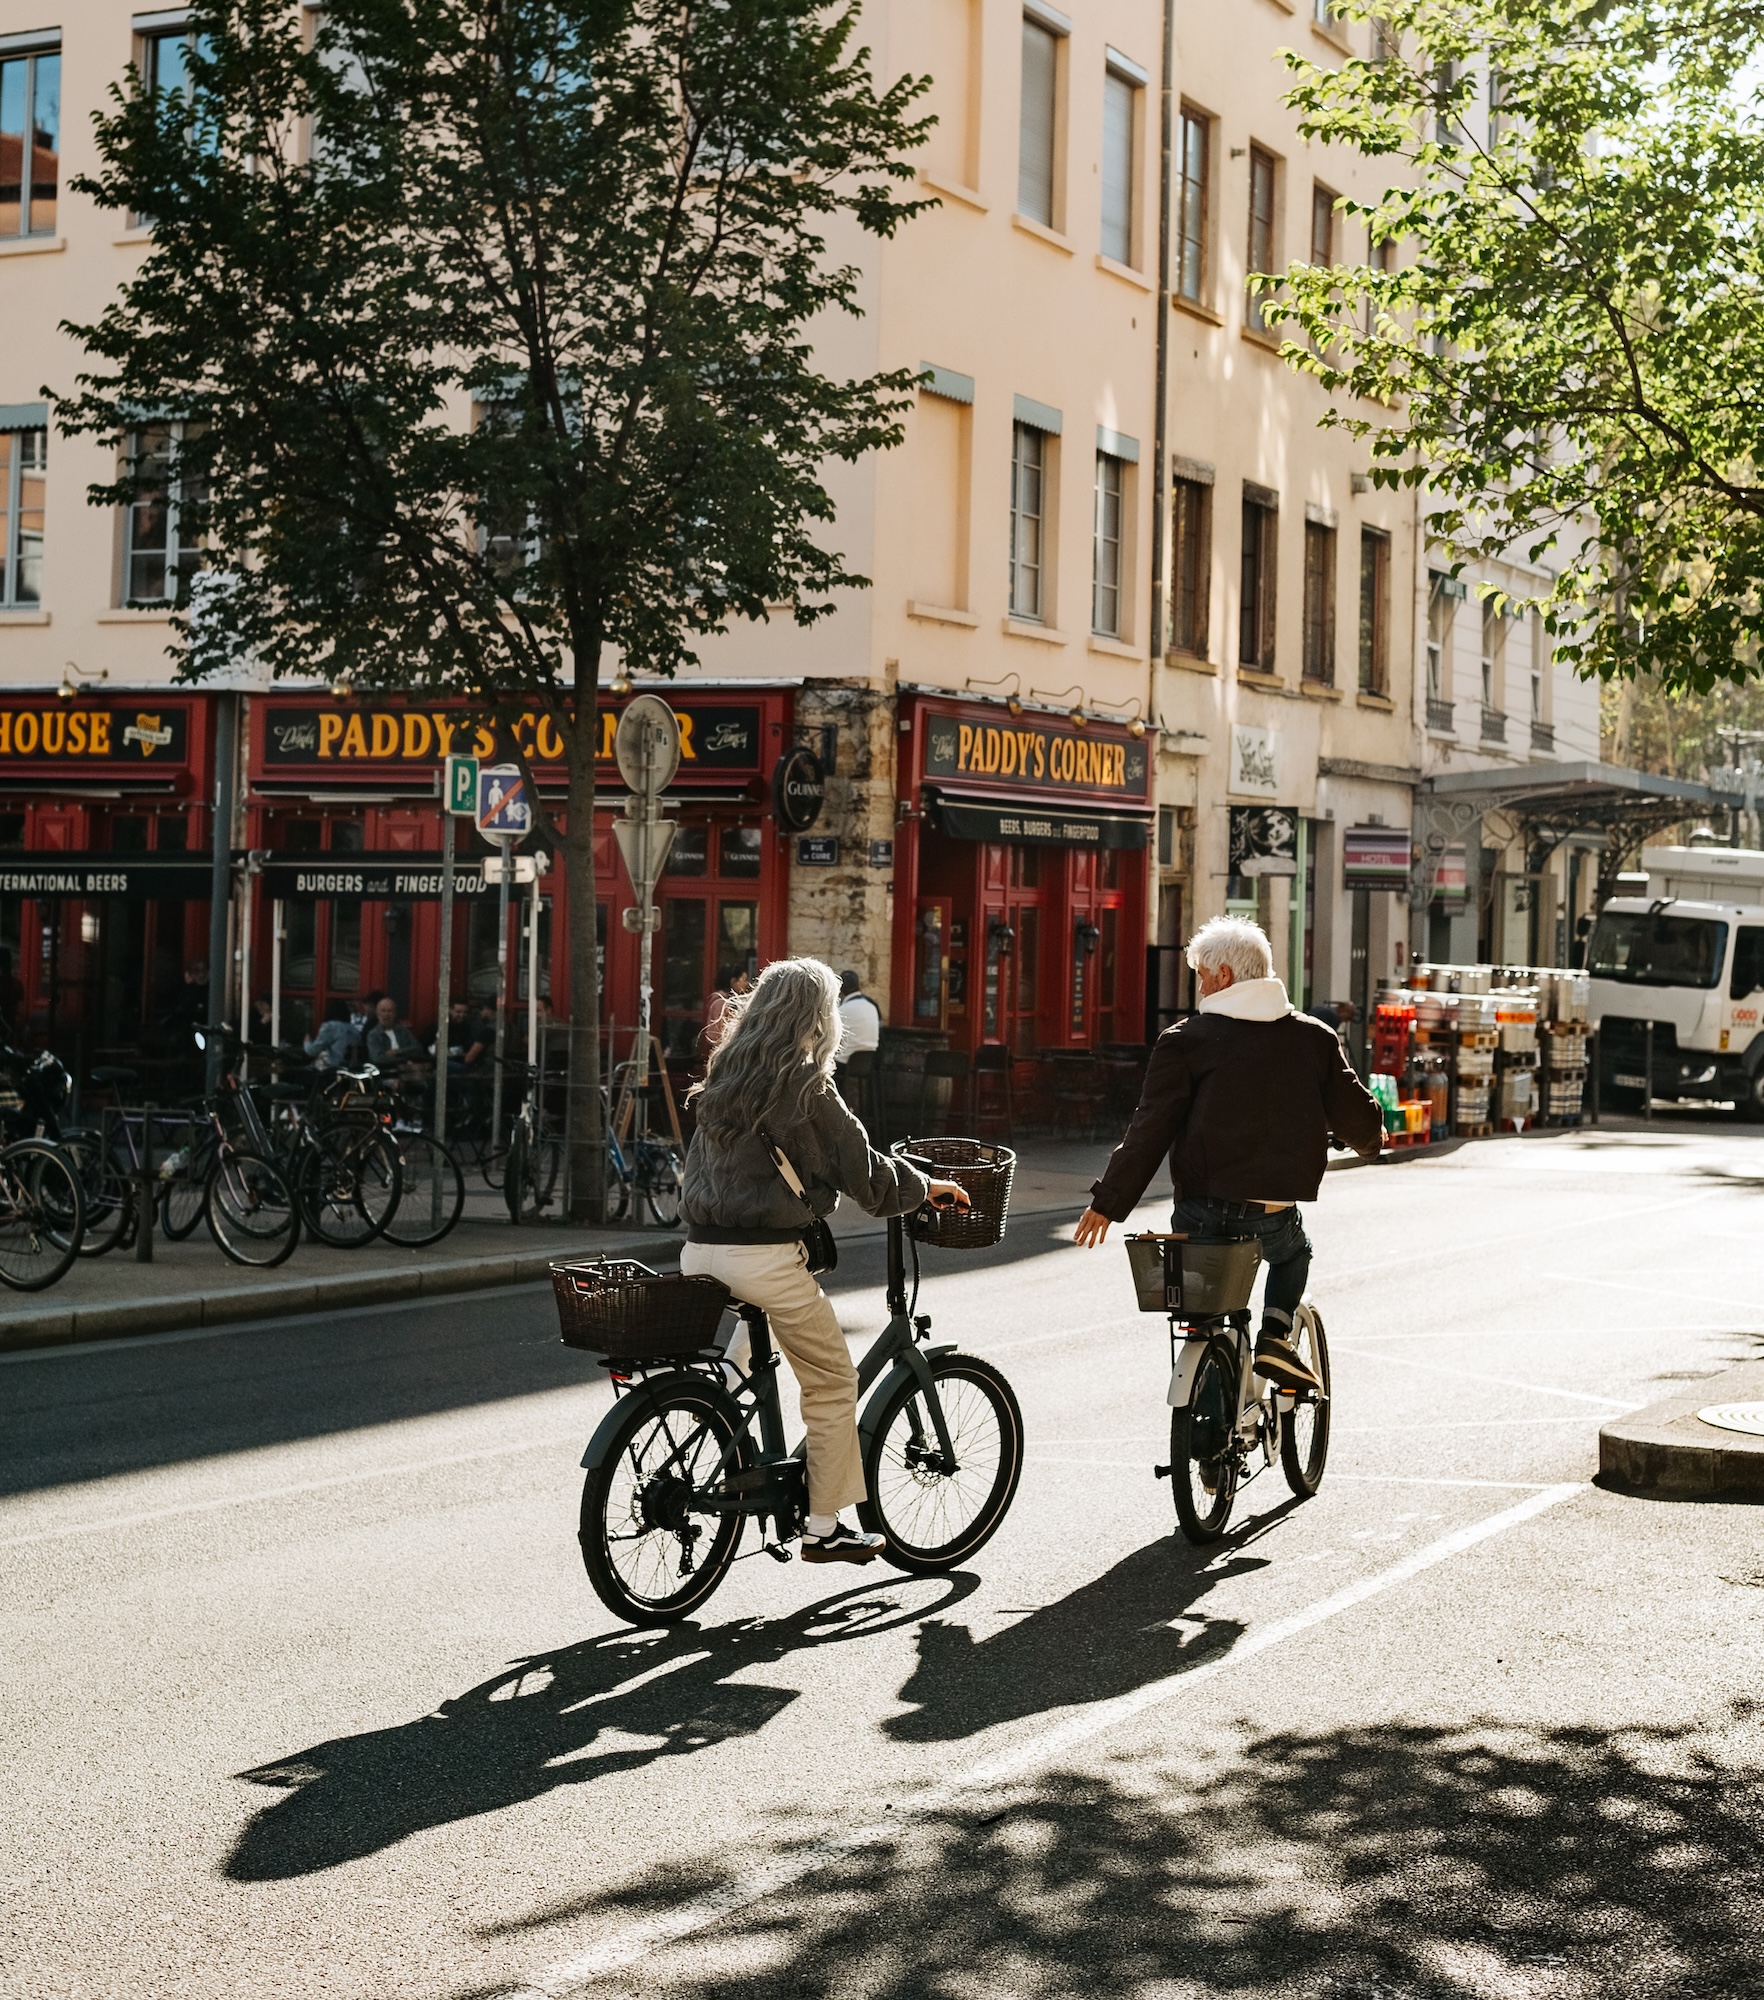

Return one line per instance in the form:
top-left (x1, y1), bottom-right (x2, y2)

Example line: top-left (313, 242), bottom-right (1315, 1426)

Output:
top-left (1126, 1233), bottom-right (1331, 1543)
top-left (0, 1137), bottom-right (85, 1289)
top-left (563, 1138), bottom-right (1024, 1626)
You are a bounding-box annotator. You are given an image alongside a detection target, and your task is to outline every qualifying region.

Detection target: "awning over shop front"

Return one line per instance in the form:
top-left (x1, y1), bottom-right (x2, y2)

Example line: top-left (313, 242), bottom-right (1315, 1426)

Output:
top-left (927, 789), bottom-right (1152, 850)
top-left (0, 856), bottom-right (215, 899)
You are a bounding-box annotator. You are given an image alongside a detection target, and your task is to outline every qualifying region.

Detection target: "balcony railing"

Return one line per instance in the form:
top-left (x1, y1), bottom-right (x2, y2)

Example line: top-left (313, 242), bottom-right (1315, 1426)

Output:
top-left (1530, 719), bottom-right (1555, 752)
top-left (1426, 696), bottom-right (1455, 732)
top-left (1480, 706), bottom-right (1507, 743)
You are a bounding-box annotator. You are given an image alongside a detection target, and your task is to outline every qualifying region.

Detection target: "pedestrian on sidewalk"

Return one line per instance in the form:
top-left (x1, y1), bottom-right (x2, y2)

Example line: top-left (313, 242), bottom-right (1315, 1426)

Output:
top-left (680, 956), bottom-right (969, 1563)
top-left (1073, 915), bottom-right (1384, 1392)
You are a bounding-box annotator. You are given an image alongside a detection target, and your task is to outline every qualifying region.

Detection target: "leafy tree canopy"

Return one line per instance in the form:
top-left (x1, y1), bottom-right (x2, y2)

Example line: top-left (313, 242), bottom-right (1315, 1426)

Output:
top-left (1273, 0), bottom-right (1764, 695)
top-left (58, 0), bottom-right (929, 714)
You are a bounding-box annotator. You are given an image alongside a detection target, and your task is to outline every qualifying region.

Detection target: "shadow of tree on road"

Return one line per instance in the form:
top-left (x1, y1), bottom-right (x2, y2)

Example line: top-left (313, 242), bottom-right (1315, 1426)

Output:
top-left (506, 1709), bottom-right (1764, 1999)
top-left (224, 1576), bottom-right (978, 1882)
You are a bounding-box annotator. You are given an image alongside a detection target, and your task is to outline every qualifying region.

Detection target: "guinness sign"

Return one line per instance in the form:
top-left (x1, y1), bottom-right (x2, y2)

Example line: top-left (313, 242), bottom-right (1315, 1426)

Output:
top-left (772, 747), bottom-right (826, 833)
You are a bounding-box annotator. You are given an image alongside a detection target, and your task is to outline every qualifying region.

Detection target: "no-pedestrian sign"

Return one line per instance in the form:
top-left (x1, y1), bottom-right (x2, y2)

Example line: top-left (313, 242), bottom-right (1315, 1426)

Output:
top-left (477, 764), bottom-right (531, 839)
top-left (445, 754), bottom-right (478, 816)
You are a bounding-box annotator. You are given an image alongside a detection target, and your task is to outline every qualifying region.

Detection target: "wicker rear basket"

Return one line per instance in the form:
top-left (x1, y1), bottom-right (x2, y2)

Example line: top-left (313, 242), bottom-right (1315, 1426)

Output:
top-left (552, 1258), bottom-right (731, 1359)
top-left (892, 1137), bottom-right (1015, 1249)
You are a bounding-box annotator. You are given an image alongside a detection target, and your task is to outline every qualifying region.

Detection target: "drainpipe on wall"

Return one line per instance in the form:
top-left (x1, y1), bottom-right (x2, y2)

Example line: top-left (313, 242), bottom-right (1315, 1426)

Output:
top-left (1146, 0), bottom-right (1176, 717)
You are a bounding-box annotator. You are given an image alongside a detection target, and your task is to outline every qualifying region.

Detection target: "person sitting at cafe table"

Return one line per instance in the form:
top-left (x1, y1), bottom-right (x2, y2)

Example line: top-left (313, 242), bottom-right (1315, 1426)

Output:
top-left (367, 995), bottom-right (429, 1077)
top-left (304, 999), bottom-right (363, 1071)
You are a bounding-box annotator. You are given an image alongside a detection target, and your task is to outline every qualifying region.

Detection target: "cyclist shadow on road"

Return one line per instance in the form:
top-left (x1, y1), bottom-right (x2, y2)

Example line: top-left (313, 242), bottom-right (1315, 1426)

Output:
top-left (223, 1574), bottom-right (978, 1882)
top-left (886, 1522), bottom-right (1285, 1745)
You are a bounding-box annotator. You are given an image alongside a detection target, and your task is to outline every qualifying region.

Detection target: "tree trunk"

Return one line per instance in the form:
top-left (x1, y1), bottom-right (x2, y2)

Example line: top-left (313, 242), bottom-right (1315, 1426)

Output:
top-left (564, 685), bottom-right (607, 1224)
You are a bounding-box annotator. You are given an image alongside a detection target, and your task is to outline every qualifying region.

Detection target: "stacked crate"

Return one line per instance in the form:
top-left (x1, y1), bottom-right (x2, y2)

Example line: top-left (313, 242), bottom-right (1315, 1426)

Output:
top-left (1494, 987), bottom-right (1540, 1129)
top-left (1538, 970), bottom-right (1591, 1123)
top-left (1454, 991), bottom-right (1497, 1133)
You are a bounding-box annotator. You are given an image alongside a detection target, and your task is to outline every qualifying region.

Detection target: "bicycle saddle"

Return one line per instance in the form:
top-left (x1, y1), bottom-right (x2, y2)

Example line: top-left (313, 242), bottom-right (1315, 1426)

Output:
top-left (89, 1065), bottom-right (138, 1086)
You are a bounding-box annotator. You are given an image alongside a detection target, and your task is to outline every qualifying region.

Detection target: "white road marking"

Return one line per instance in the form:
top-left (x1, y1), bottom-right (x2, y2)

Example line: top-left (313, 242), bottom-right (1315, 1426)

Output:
top-left (0, 1432), bottom-right (583, 1551)
top-left (1343, 1324), bottom-right (1764, 1345)
top-left (507, 1483), bottom-right (1584, 1999)
top-left (1329, 1344), bottom-right (1641, 1409)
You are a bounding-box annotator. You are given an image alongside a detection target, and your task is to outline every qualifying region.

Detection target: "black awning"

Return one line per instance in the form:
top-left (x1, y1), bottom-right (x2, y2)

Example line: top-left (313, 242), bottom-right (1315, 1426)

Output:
top-left (256, 858), bottom-right (498, 902)
top-left (0, 855), bottom-right (215, 899)
top-left (928, 790), bottom-right (1151, 850)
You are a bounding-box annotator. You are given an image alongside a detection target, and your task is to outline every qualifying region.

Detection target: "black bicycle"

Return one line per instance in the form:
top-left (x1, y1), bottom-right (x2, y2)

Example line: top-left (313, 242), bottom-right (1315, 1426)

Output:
top-left (568, 1144), bottom-right (1023, 1626)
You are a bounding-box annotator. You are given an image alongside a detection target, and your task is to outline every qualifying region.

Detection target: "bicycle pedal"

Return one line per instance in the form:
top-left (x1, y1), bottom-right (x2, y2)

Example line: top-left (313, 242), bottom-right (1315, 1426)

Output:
top-left (1153, 1463), bottom-right (1171, 1480)
top-left (763, 1542), bottom-right (794, 1564)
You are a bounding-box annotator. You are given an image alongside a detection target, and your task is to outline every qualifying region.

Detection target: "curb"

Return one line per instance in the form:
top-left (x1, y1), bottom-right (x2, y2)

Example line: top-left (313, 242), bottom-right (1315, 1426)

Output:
top-left (1598, 1359), bottom-right (1764, 1499)
top-left (0, 1231), bottom-right (683, 1355)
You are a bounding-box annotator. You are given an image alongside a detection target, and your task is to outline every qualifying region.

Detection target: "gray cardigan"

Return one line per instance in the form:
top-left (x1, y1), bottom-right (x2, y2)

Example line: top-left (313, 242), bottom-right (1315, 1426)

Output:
top-left (682, 1080), bottom-right (930, 1243)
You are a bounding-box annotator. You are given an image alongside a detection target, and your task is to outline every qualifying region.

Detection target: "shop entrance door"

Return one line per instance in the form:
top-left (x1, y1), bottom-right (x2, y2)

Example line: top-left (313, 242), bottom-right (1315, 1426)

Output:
top-left (913, 897), bottom-right (951, 1030)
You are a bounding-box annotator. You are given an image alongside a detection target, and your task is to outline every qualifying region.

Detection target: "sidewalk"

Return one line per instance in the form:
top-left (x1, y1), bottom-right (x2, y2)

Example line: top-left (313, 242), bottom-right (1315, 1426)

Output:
top-left (1599, 1357), bottom-right (1764, 1499)
top-left (0, 1141), bottom-right (1122, 1354)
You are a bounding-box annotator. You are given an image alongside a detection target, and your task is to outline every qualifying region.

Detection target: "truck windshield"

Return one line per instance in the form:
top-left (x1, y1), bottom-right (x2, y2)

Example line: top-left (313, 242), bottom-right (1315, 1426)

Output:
top-left (1588, 912), bottom-right (1729, 989)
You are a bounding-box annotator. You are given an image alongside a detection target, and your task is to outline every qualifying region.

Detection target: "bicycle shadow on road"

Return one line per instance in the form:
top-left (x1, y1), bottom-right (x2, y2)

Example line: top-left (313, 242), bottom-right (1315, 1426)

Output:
top-left (886, 1518), bottom-right (1285, 1745)
top-left (222, 1574), bottom-right (978, 1882)
top-left (489, 1707), bottom-right (1764, 1998)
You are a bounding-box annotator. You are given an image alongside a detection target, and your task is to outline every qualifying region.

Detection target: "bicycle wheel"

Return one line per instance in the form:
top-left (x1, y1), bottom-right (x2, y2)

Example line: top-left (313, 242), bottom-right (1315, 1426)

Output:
top-left (859, 1354), bottom-right (1024, 1573)
top-left (298, 1126), bottom-right (401, 1248)
top-left (1279, 1304), bottom-right (1332, 1498)
top-left (506, 1128), bottom-right (563, 1224)
top-left (205, 1151), bottom-right (301, 1267)
top-left (0, 1142), bottom-right (83, 1290)
top-left (60, 1129), bottom-right (132, 1257)
top-left (1172, 1335), bottom-right (1240, 1544)
top-left (579, 1378), bottom-right (748, 1625)
top-left (159, 1137), bottom-right (215, 1241)
top-left (637, 1143), bottom-right (683, 1228)
top-left (382, 1133), bottom-right (465, 1247)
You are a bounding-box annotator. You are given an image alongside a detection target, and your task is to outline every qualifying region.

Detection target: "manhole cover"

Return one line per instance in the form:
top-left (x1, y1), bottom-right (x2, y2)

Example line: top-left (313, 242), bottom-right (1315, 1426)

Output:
top-left (1697, 1403), bottom-right (1764, 1438)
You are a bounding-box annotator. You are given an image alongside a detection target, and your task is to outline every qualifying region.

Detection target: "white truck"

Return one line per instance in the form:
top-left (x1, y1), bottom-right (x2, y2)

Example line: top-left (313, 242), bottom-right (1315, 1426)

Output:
top-left (1586, 845), bottom-right (1764, 1114)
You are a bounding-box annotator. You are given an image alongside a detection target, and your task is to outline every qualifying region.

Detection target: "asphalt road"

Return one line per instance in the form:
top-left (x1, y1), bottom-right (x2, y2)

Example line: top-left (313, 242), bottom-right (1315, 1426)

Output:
top-left (4, 1121), bottom-right (1763, 2000)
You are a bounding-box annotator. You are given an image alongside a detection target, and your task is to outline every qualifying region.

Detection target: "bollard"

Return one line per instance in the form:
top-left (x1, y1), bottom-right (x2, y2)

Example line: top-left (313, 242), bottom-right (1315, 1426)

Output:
top-left (1643, 1020), bottom-right (1654, 1121)
top-left (135, 1103), bottom-right (156, 1262)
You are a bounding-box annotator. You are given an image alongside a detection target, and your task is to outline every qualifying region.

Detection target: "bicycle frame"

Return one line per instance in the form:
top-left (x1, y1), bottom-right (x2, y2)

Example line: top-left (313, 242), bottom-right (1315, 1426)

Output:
top-left (579, 1213), bottom-right (963, 1544)
top-left (1166, 1308), bottom-right (1296, 1478)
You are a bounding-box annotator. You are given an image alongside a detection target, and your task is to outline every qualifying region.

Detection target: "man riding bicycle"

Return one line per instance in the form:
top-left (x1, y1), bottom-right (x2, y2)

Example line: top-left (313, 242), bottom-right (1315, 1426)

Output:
top-left (1074, 916), bottom-right (1384, 1392)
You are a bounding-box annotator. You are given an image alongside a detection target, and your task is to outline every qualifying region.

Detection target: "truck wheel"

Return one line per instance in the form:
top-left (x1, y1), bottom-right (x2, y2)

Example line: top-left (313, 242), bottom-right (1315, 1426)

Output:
top-left (1743, 1068), bottom-right (1764, 1122)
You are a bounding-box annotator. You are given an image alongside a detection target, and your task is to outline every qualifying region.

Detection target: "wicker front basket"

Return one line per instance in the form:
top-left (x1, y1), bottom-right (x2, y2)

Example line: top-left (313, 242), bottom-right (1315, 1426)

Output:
top-left (552, 1258), bottom-right (731, 1359)
top-left (892, 1137), bottom-right (1016, 1250)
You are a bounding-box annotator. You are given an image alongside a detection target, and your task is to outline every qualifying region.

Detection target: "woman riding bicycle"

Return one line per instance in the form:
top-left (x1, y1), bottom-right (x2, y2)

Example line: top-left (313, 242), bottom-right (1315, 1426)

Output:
top-left (681, 957), bottom-right (969, 1564)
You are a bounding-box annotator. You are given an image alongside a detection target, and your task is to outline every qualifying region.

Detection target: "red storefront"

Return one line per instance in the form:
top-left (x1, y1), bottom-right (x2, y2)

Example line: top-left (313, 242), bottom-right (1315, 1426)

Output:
top-left (892, 693), bottom-right (1152, 1057)
top-left (0, 695), bottom-right (216, 1078)
top-left (242, 688), bottom-right (794, 1066)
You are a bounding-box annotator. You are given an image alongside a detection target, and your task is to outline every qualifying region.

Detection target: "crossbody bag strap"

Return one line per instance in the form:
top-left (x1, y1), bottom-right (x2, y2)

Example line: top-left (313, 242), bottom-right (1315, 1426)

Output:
top-left (758, 1126), bottom-right (815, 1215)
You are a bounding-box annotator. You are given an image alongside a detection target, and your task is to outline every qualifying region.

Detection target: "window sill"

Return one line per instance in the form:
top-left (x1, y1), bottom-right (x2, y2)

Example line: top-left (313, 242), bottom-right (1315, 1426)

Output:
top-left (0, 609), bottom-right (50, 625)
top-left (907, 600), bottom-right (978, 629)
top-left (1240, 325), bottom-right (1284, 354)
top-left (97, 609), bottom-right (175, 623)
top-left (921, 171), bottom-right (987, 214)
top-left (1171, 293), bottom-right (1224, 328)
top-left (0, 234), bottom-right (65, 259)
top-left (1356, 690), bottom-right (1394, 712)
top-left (1237, 667), bottom-right (1285, 691)
top-left (1087, 632), bottom-right (1143, 661)
top-left (1001, 616), bottom-right (1068, 645)
top-left (1012, 213), bottom-right (1074, 257)
top-left (1310, 20), bottom-right (1353, 53)
top-left (1300, 678), bottom-right (1342, 700)
top-left (1096, 253), bottom-right (1154, 293)
top-left (114, 227), bottom-right (154, 247)
top-left (1164, 649), bottom-right (1217, 675)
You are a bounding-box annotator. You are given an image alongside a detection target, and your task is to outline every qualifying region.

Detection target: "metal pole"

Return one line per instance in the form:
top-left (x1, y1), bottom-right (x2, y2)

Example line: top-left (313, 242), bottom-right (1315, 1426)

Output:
top-left (1289, 818), bottom-right (1309, 1011)
top-left (435, 812), bottom-right (454, 1143)
top-left (490, 843), bottom-right (511, 1151)
top-left (270, 899), bottom-right (284, 1054)
top-left (237, 862), bottom-right (254, 1083)
top-left (527, 866), bottom-right (541, 1096)
top-left (1644, 1017), bottom-right (1654, 1120)
top-left (635, 821), bottom-right (653, 1146)
top-left (205, 693), bottom-right (238, 1088)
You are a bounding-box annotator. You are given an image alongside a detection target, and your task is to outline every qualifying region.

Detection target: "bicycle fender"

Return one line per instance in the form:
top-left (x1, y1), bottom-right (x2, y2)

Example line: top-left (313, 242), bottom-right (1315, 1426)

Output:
top-left (578, 1369), bottom-right (729, 1472)
top-left (1166, 1336), bottom-right (1215, 1409)
top-left (856, 1344), bottom-right (957, 1455)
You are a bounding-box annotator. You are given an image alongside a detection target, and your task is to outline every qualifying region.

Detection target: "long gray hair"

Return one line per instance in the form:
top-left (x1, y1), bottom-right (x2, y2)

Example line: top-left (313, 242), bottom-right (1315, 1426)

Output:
top-left (688, 957), bottom-right (842, 1141)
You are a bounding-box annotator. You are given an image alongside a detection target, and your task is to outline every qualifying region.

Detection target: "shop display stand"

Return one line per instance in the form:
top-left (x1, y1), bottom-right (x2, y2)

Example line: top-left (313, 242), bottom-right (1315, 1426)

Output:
top-left (610, 1035), bottom-right (686, 1151)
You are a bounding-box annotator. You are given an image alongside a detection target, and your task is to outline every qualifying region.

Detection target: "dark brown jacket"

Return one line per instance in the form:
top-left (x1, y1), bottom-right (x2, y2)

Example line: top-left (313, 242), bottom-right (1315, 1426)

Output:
top-left (1089, 1007), bottom-right (1384, 1216)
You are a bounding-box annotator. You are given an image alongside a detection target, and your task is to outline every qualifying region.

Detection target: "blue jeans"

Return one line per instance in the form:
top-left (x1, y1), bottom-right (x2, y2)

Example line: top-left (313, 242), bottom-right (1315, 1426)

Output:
top-left (1171, 1198), bottom-right (1311, 1335)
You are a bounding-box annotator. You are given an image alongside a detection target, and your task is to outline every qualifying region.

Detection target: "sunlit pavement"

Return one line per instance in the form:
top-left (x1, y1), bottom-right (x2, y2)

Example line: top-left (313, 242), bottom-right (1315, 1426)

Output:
top-left (3, 1120), bottom-right (1761, 1999)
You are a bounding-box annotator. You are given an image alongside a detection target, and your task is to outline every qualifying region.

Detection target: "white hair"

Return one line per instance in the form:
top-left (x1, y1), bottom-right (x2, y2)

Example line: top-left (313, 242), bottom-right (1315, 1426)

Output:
top-left (1185, 915), bottom-right (1274, 983)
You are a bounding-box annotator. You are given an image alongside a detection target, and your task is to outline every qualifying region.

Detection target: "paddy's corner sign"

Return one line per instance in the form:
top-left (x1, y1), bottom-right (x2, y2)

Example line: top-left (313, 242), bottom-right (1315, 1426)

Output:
top-left (922, 710), bottom-right (1150, 801)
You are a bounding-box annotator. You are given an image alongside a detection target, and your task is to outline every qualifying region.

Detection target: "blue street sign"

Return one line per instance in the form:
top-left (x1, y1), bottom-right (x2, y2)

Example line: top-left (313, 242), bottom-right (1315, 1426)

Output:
top-left (476, 764), bottom-right (531, 838)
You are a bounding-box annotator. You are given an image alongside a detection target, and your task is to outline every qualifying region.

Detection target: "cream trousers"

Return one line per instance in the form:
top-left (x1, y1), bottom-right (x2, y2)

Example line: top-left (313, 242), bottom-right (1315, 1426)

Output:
top-left (679, 1237), bottom-right (865, 1517)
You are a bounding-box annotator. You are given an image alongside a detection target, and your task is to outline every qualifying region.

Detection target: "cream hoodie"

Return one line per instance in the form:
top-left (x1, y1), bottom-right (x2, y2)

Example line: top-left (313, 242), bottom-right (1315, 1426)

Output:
top-left (1197, 976), bottom-right (1293, 1023)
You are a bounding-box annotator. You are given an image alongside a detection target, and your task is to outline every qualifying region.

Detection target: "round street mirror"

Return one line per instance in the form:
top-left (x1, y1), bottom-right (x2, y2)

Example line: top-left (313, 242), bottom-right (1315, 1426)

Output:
top-left (614, 693), bottom-right (682, 798)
